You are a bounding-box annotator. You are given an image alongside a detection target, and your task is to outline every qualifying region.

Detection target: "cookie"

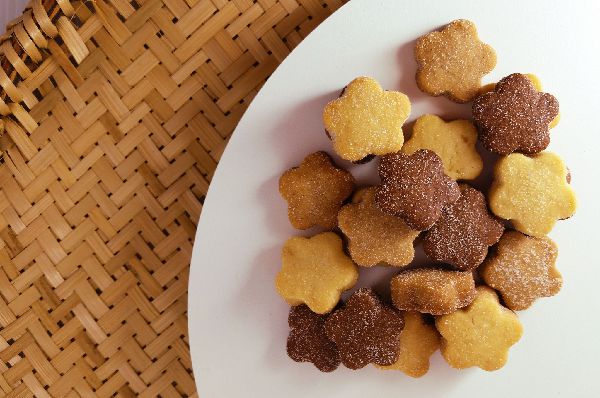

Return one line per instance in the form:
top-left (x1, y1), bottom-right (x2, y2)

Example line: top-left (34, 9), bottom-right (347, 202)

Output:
top-left (402, 115), bottom-right (483, 180)
top-left (325, 288), bottom-right (404, 369)
top-left (279, 151), bottom-right (355, 230)
top-left (337, 187), bottom-right (420, 267)
top-left (435, 286), bottom-right (523, 371)
top-left (323, 76), bottom-right (411, 162)
top-left (415, 19), bottom-right (497, 103)
top-left (276, 232), bottom-right (359, 314)
top-left (375, 149), bottom-right (460, 230)
top-left (423, 184), bottom-right (504, 271)
top-left (479, 73), bottom-right (543, 95)
top-left (479, 73), bottom-right (560, 129)
top-left (473, 73), bottom-right (559, 155)
top-left (489, 152), bottom-right (577, 237)
top-left (390, 268), bottom-right (476, 315)
top-left (481, 231), bottom-right (562, 311)
top-left (375, 311), bottom-right (440, 378)
top-left (287, 305), bottom-right (341, 372)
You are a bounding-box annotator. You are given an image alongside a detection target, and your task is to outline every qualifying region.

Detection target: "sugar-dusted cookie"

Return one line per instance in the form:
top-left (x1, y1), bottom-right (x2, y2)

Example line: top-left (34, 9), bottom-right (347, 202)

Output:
top-left (276, 232), bottom-right (358, 314)
top-left (325, 288), bottom-right (404, 369)
top-left (375, 149), bottom-right (460, 230)
top-left (323, 76), bottom-right (411, 162)
top-left (435, 286), bottom-right (523, 371)
top-left (481, 231), bottom-right (562, 311)
top-left (279, 151), bottom-right (354, 230)
top-left (375, 311), bottom-right (440, 378)
top-left (390, 268), bottom-right (476, 315)
top-left (489, 152), bottom-right (577, 237)
top-left (402, 115), bottom-right (483, 180)
top-left (415, 19), bottom-right (497, 103)
top-left (473, 73), bottom-right (559, 155)
top-left (423, 184), bottom-right (504, 271)
top-left (287, 305), bottom-right (341, 372)
top-left (479, 73), bottom-right (560, 129)
top-left (479, 73), bottom-right (544, 96)
top-left (338, 187), bottom-right (420, 267)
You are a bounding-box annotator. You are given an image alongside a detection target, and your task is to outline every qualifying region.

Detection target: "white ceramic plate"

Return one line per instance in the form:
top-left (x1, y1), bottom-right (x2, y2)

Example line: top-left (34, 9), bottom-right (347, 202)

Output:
top-left (189, 0), bottom-right (600, 396)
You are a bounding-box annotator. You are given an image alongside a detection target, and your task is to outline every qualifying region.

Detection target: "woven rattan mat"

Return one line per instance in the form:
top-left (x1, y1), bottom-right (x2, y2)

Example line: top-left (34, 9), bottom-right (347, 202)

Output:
top-left (0, 1), bottom-right (344, 396)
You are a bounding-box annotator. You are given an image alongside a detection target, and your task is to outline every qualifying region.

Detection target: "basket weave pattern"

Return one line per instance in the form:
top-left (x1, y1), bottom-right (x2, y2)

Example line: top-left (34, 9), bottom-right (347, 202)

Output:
top-left (0, 0), bottom-right (343, 396)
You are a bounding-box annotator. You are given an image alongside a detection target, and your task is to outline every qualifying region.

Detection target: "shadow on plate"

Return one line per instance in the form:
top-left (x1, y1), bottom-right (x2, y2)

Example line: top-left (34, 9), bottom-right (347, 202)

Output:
top-left (234, 242), bottom-right (291, 371)
top-left (268, 89), bottom-right (341, 168)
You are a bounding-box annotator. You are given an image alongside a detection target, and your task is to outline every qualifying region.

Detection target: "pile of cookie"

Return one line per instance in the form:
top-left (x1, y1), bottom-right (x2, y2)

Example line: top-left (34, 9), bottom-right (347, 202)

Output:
top-left (275, 19), bottom-right (576, 376)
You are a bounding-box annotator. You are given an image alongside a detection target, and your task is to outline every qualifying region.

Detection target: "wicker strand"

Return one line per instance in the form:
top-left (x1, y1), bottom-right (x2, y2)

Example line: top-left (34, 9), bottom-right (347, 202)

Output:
top-left (0, 0), bottom-right (344, 396)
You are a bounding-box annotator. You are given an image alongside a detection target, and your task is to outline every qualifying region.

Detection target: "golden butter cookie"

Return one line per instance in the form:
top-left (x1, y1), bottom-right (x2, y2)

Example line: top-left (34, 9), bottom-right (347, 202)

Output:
top-left (489, 152), bottom-right (577, 237)
top-left (402, 115), bottom-right (483, 180)
top-left (323, 76), bottom-right (411, 162)
top-left (338, 187), bottom-right (420, 267)
top-left (279, 151), bottom-right (354, 230)
top-left (276, 232), bottom-right (358, 314)
top-left (375, 311), bottom-right (440, 378)
top-left (415, 19), bottom-right (497, 103)
top-left (390, 268), bottom-right (476, 315)
top-left (481, 231), bottom-right (562, 311)
top-left (435, 286), bottom-right (523, 371)
top-left (479, 73), bottom-right (560, 129)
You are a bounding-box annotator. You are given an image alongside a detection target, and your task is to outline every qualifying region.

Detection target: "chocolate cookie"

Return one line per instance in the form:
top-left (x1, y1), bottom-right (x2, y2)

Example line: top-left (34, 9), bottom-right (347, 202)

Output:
top-left (325, 288), bottom-right (404, 370)
top-left (472, 73), bottom-right (559, 155)
top-left (375, 149), bottom-right (460, 230)
top-left (478, 73), bottom-right (561, 129)
top-left (287, 305), bottom-right (341, 372)
top-left (423, 184), bottom-right (504, 271)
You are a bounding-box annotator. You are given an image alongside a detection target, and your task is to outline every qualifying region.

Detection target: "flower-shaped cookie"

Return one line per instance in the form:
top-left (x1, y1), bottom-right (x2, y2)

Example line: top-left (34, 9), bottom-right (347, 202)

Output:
top-left (489, 152), bottom-right (577, 237)
top-left (479, 73), bottom-right (561, 129)
top-left (279, 151), bottom-right (354, 230)
top-left (375, 311), bottom-right (440, 378)
top-left (473, 73), bottom-right (559, 155)
top-left (287, 305), bottom-right (341, 372)
top-left (435, 286), bottom-right (523, 371)
top-left (323, 76), bottom-right (411, 162)
top-left (325, 288), bottom-right (404, 369)
top-left (415, 19), bottom-right (497, 103)
top-left (423, 184), bottom-right (504, 271)
top-left (390, 268), bottom-right (476, 315)
top-left (481, 231), bottom-right (562, 311)
top-left (276, 232), bottom-right (358, 314)
top-left (338, 187), bottom-right (420, 267)
top-left (403, 115), bottom-right (483, 180)
top-left (375, 149), bottom-right (460, 230)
